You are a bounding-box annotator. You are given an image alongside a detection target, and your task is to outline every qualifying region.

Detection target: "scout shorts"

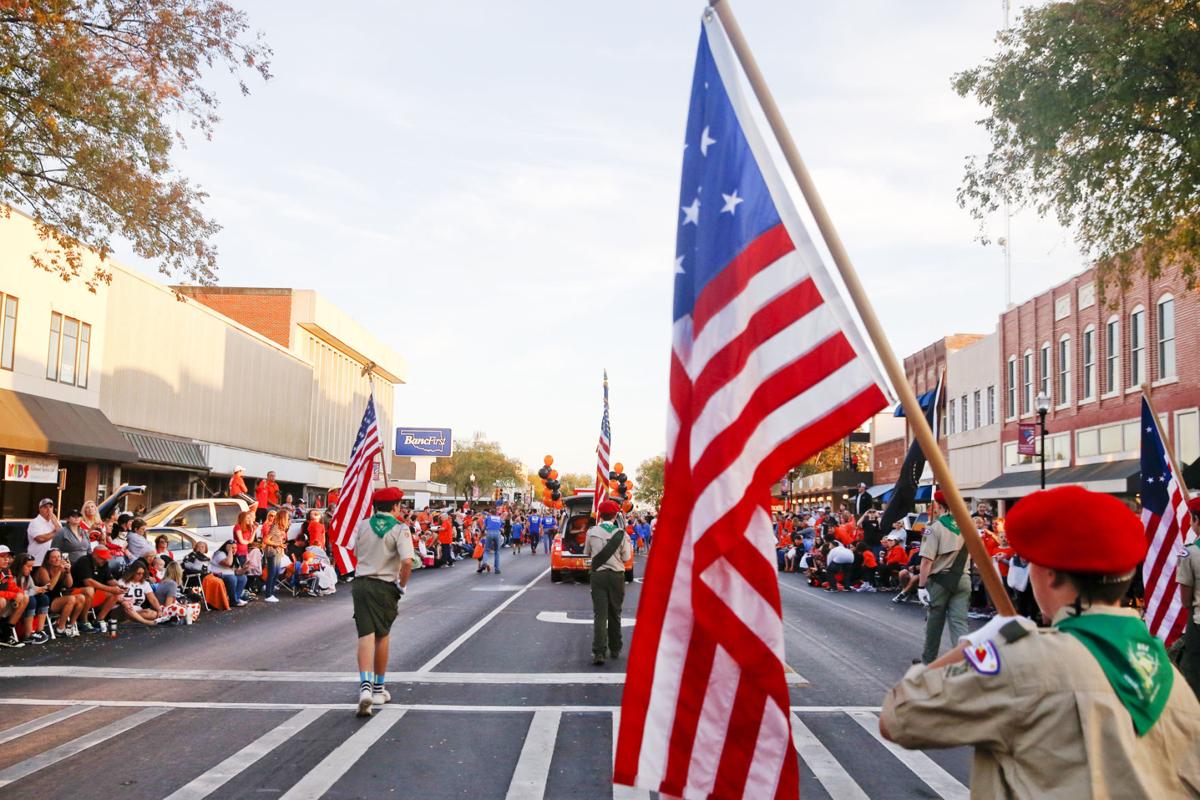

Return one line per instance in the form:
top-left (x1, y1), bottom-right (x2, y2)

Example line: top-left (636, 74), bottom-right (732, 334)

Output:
top-left (351, 577), bottom-right (401, 638)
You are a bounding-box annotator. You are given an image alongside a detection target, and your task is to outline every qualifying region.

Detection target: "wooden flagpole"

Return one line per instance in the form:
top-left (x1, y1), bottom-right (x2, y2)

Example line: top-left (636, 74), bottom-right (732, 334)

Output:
top-left (362, 361), bottom-right (390, 488)
top-left (1143, 383), bottom-right (1193, 505)
top-left (708, 0), bottom-right (1015, 616)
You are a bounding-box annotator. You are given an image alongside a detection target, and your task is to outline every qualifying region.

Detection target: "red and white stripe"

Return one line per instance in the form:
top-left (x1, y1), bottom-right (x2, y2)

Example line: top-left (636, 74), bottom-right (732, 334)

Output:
top-left (1142, 477), bottom-right (1193, 644)
top-left (330, 398), bottom-right (384, 574)
top-left (615, 16), bottom-right (889, 800)
top-left (593, 374), bottom-right (612, 519)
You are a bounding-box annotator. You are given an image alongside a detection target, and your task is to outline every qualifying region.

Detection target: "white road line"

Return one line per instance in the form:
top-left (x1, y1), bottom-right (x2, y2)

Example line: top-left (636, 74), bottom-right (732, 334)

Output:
top-left (790, 713), bottom-right (868, 800)
top-left (0, 705), bottom-right (94, 746)
top-left (0, 698), bottom-right (867, 713)
top-left (417, 566), bottom-right (551, 672)
top-left (536, 611), bottom-right (635, 627)
top-left (279, 705), bottom-right (406, 800)
top-left (472, 585), bottom-right (525, 591)
top-left (162, 708), bottom-right (326, 800)
top-left (847, 711), bottom-right (969, 799)
top-left (504, 710), bottom-right (561, 800)
top-left (0, 706), bottom-right (168, 788)
top-left (611, 710), bottom-right (652, 799)
top-left (0, 665), bottom-right (806, 686)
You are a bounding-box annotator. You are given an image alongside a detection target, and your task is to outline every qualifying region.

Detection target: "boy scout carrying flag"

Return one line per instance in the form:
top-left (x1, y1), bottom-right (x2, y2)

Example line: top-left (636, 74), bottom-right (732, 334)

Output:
top-left (881, 486), bottom-right (1200, 798)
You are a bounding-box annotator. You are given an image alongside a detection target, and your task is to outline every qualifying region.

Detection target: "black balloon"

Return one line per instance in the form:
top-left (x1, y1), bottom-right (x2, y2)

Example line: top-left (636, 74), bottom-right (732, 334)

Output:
top-left (609, 470), bottom-right (619, 481)
top-left (617, 473), bottom-right (628, 482)
top-left (546, 479), bottom-right (560, 491)
top-left (538, 467), bottom-right (550, 480)
top-left (551, 490), bottom-right (562, 501)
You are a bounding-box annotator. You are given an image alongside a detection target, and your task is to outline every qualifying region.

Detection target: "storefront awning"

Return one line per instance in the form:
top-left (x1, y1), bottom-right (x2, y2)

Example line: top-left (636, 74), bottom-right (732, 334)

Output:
top-left (0, 389), bottom-right (138, 463)
top-left (121, 429), bottom-right (208, 470)
top-left (867, 483), bottom-right (895, 498)
top-left (975, 460), bottom-right (1139, 500)
top-left (878, 483), bottom-right (933, 504)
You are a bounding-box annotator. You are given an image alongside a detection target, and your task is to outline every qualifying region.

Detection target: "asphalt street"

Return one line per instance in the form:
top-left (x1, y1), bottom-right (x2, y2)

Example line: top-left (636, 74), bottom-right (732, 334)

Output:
top-left (0, 548), bottom-right (979, 799)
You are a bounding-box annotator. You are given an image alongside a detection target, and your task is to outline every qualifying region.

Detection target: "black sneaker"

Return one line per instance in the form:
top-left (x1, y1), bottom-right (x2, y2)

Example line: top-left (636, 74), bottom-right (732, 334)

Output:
top-left (592, 656), bottom-right (605, 666)
top-left (0, 630), bottom-right (24, 648)
top-left (28, 631), bottom-right (49, 645)
top-left (79, 621), bottom-right (98, 634)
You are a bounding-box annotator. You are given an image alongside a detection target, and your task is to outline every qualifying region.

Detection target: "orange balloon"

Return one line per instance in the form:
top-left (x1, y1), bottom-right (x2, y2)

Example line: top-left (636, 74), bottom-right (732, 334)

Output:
top-left (609, 480), bottom-right (619, 491)
top-left (549, 470), bottom-right (558, 480)
top-left (613, 462), bottom-right (624, 474)
top-left (544, 455), bottom-right (554, 466)
top-left (622, 501), bottom-right (633, 512)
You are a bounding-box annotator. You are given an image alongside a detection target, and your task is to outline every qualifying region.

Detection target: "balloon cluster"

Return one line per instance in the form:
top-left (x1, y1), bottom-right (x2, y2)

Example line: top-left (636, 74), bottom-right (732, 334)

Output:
top-left (608, 462), bottom-right (634, 513)
top-left (537, 454), bottom-right (564, 510)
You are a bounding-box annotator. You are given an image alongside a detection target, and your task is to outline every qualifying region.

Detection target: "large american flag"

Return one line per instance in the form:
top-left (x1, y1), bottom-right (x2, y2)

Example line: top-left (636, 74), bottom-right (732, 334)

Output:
top-left (330, 393), bottom-right (384, 574)
top-left (615, 16), bottom-right (889, 800)
top-left (1140, 395), bottom-right (1194, 644)
top-left (592, 370), bottom-right (612, 518)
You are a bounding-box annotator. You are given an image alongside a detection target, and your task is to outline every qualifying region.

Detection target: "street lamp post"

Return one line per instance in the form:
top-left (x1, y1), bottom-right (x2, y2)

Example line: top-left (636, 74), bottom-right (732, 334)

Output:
top-left (469, 473), bottom-right (476, 503)
top-left (1035, 392), bottom-right (1051, 490)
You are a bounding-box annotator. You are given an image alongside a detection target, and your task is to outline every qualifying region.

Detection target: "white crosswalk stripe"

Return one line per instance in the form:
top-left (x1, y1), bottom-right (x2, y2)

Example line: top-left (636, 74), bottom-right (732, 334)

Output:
top-left (0, 702), bottom-right (971, 799)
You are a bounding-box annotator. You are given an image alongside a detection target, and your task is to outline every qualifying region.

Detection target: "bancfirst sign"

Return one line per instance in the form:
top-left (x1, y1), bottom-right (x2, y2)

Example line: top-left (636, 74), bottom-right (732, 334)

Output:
top-left (395, 427), bottom-right (453, 457)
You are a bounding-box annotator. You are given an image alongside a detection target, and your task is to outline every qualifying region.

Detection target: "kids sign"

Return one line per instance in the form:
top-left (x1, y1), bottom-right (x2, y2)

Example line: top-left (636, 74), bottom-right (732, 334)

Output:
top-left (394, 427), bottom-right (452, 458)
top-left (4, 454), bottom-right (59, 483)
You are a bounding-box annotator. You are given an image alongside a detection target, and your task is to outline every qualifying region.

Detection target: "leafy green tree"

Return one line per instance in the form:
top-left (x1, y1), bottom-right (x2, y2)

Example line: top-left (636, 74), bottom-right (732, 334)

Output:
top-left (635, 455), bottom-right (665, 510)
top-left (431, 440), bottom-right (523, 501)
top-left (557, 472), bottom-right (592, 496)
top-left (0, 0), bottom-right (271, 290)
top-left (954, 0), bottom-right (1200, 287)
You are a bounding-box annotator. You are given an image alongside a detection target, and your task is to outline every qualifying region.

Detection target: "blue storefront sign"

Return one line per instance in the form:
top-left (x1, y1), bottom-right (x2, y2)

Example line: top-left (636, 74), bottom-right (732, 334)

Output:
top-left (395, 427), bottom-right (453, 457)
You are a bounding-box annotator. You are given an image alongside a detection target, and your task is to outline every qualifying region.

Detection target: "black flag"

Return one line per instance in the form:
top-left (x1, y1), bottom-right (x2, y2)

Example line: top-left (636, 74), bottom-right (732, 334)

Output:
top-left (880, 372), bottom-right (943, 532)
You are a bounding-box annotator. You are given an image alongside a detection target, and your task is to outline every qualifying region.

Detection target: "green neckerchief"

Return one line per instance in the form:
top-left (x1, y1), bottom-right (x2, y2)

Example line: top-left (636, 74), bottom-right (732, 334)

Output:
top-left (937, 514), bottom-right (960, 535)
top-left (1055, 611), bottom-right (1172, 736)
top-left (599, 521), bottom-right (617, 534)
top-left (369, 513), bottom-right (400, 539)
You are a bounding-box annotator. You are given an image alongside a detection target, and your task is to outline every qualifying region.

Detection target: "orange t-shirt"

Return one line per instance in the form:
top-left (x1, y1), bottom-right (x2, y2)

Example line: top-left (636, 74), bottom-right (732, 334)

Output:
top-left (230, 474), bottom-right (248, 496)
top-left (885, 544), bottom-right (908, 566)
top-left (438, 519), bottom-right (453, 545)
top-left (306, 520), bottom-right (326, 549)
top-left (834, 523), bottom-right (855, 545)
top-left (862, 551), bottom-right (878, 569)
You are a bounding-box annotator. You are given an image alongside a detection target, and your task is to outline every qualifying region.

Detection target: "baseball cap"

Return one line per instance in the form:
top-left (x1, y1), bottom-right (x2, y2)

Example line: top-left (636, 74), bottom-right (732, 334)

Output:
top-left (38, 498), bottom-right (54, 508)
top-left (67, 509), bottom-right (81, 518)
top-left (0, 545), bottom-right (10, 555)
top-left (233, 465), bottom-right (245, 473)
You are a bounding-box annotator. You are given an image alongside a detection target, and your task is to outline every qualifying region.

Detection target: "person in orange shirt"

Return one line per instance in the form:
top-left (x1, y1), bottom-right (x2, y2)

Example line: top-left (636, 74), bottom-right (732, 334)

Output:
top-left (305, 509), bottom-right (326, 550)
top-left (229, 466), bottom-right (257, 511)
top-left (436, 514), bottom-right (454, 567)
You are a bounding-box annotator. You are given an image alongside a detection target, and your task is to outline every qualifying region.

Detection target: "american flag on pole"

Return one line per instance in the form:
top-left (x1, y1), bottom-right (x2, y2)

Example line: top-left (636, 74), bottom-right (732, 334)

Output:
top-left (615, 15), bottom-right (889, 800)
top-left (592, 370), bottom-right (612, 518)
top-left (330, 393), bottom-right (384, 574)
top-left (1140, 395), bottom-right (1194, 644)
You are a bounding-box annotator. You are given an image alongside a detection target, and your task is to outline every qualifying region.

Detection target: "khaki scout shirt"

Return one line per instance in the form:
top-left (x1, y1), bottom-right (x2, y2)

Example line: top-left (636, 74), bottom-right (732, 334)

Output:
top-left (583, 523), bottom-right (632, 572)
top-left (352, 517), bottom-right (414, 582)
top-left (917, 517), bottom-right (968, 575)
top-left (1174, 543), bottom-right (1200, 624)
top-left (882, 606), bottom-right (1200, 799)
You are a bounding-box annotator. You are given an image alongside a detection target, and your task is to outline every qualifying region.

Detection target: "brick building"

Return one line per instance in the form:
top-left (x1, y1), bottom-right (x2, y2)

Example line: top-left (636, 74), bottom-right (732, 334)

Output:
top-left (871, 334), bottom-right (984, 490)
top-left (978, 263), bottom-right (1200, 504)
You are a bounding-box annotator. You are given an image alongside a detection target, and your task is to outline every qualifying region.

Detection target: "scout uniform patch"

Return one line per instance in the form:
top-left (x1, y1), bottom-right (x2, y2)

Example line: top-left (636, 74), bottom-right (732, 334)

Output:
top-left (964, 640), bottom-right (1001, 675)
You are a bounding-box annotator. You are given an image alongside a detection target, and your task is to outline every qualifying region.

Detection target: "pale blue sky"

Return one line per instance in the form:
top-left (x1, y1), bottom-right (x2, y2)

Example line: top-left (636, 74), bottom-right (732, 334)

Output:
top-left (118, 0), bottom-right (1081, 476)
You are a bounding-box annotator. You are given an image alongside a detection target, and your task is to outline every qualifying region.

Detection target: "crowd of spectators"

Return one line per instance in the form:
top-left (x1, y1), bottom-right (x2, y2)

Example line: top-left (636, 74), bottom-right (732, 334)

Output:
top-left (774, 492), bottom-right (1014, 621)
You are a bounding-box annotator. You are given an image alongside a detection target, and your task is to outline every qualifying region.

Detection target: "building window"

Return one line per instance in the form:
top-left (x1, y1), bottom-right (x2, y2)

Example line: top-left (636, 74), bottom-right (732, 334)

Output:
top-left (1130, 306), bottom-right (1146, 386)
top-left (46, 311), bottom-right (91, 387)
top-left (1157, 295), bottom-right (1176, 380)
top-left (961, 394), bottom-right (968, 431)
top-left (1105, 316), bottom-right (1120, 395)
top-left (1006, 357), bottom-right (1016, 419)
top-left (1039, 343), bottom-right (1050, 400)
top-left (0, 293), bottom-right (16, 371)
top-left (1081, 326), bottom-right (1095, 401)
top-left (973, 390), bottom-right (982, 430)
top-left (948, 398), bottom-right (957, 435)
top-left (987, 385), bottom-right (996, 426)
top-left (1178, 409), bottom-right (1199, 467)
top-left (1058, 335), bottom-right (1071, 405)
top-left (1022, 350), bottom-right (1033, 415)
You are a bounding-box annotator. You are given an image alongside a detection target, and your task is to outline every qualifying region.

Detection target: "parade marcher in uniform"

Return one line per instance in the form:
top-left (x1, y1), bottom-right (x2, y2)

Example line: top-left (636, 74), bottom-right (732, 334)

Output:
top-left (917, 490), bottom-right (971, 664)
top-left (881, 486), bottom-right (1200, 798)
top-left (1172, 496), bottom-right (1200, 697)
top-left (350, 487), bottom-right (413, 718)
top-left (584, 499), bottom-right (632, 666)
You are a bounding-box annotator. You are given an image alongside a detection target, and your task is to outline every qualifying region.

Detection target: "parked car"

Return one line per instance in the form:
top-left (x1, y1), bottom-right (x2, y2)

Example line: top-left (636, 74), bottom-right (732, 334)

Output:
top-left (0, 483), bottom-right (146, 554)
top-left (550, 494), bottom-right (634, 584)
top-left (141, 497), bottom-right (306, 552)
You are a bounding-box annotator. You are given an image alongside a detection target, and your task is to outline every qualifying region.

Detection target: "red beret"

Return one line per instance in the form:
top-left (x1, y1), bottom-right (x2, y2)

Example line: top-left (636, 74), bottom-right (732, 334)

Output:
top-left (933, 490), bottom-right (947, 506)
top-left (371, 487), bottom-right (404, 503)
top-left (1006, 486), bottom-right (1145, 574)
top-left (598, 499), bottom-right (621, 517)
top-left (1188, 497), bottom-right (1200, 514)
